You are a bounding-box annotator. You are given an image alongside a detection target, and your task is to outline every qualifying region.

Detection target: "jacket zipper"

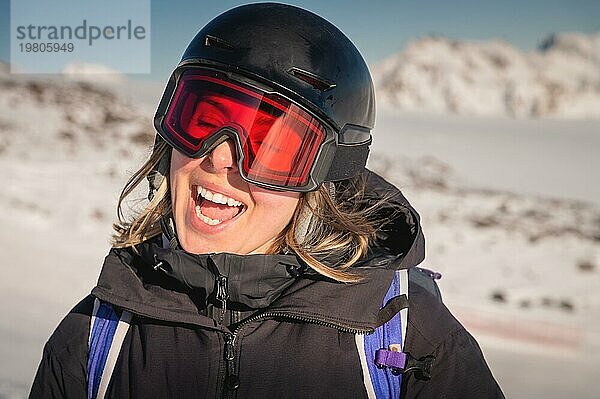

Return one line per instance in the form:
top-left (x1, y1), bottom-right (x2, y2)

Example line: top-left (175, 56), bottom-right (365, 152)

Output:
top-left (220, 312), bottom-right (372, 398)
top-left (215, 275), bottom-right (374, 398)
top-left (234, 311), bottom-right (374, 335)
top-left (222, 332), bottom-right (239, 397)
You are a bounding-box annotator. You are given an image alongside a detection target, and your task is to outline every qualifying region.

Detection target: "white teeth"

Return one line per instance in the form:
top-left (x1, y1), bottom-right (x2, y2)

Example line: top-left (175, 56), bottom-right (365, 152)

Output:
top-left (195, 205), bottom-right (222, 225)
top-left (212, 193), bottom-right (224, 204)
top-left (195, 185), bottom-right (243, 207)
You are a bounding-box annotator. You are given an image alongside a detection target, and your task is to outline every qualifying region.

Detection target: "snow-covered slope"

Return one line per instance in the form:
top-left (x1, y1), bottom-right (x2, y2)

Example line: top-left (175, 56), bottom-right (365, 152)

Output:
top-left (373, 32), bottom-right (600, 119)
top-left (0, 66), bottom-right (152, 161)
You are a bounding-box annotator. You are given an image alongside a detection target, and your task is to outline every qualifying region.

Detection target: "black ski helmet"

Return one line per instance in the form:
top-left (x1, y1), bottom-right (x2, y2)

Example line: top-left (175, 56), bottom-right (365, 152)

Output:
top-left (152, 2), bottom-right (375, 193)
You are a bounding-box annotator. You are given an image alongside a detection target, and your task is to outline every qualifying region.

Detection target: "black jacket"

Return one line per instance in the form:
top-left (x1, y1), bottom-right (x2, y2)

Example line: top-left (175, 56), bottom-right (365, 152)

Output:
top-left (30, 172), bottom-right (504, 398)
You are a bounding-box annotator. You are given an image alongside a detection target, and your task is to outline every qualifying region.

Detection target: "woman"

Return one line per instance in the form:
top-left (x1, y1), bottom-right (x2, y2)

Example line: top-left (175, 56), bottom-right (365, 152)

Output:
top-left (30, 3), bottom-right (503, 398)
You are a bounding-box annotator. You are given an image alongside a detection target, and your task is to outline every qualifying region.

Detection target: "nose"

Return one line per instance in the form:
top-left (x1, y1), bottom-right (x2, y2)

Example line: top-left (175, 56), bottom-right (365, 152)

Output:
top-left (204, 139), bottom-right (237, 172)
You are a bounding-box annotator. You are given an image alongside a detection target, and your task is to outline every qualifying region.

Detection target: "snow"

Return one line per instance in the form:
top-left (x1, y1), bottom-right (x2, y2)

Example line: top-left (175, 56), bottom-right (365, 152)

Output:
top-left (61, 62), bottom-right (127, 84)
top-left (373, 32), bottom-right (600, 119)
top-left (372, 111), bottom-right (600, 205)
top-left (1, 49), bottom-right (599, 398)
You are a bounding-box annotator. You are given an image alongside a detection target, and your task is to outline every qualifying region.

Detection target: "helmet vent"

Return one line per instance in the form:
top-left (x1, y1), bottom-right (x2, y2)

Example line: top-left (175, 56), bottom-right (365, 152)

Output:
top-left (287, 67), bottom-right (336, 91)
top-left (204, 35), bottom-right (234, 51)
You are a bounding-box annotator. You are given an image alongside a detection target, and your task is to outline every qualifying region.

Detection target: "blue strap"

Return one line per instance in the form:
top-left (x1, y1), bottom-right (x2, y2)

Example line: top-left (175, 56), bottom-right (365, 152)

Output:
top-left (363, 271), bottom-right (404, 398)
top-left (87, 301), bottom-right (120, 399)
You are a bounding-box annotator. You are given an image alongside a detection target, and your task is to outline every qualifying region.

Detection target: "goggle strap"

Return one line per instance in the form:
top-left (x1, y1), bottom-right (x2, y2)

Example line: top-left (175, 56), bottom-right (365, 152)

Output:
top-left (325, 144), bottom-right (370, 182)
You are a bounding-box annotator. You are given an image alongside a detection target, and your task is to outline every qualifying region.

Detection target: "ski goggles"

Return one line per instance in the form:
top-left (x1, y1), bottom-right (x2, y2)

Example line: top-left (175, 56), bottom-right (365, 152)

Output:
top-left (154, 67), bottom-right (342, 191)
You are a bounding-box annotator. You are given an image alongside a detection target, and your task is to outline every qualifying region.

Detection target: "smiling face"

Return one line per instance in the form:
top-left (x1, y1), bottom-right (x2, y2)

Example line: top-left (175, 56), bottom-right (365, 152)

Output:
top-left (169, 90), bottom-right (305, 255)
top-left (169, 139), bottom-right (301, 255)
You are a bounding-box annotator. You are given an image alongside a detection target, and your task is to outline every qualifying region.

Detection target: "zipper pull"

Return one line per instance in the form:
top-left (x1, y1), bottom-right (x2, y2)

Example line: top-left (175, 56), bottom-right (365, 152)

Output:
top-left (215, 274), bottom-right (229, 325)
top-left (223, 333), bottom-right (240, 391)
top-left (224, 333), bottom-right (235, 362)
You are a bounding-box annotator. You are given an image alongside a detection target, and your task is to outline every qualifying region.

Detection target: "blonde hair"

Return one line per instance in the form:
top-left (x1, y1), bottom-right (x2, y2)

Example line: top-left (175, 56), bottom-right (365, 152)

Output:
top-left (112, 141), bottom-right (380, 283)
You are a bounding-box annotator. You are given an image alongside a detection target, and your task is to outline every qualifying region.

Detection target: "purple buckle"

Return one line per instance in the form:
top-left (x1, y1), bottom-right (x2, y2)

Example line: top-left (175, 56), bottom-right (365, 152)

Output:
top-left (374, 349), bottom-right (407, 370)
top-left (375, 349), bottom-right (435, 381)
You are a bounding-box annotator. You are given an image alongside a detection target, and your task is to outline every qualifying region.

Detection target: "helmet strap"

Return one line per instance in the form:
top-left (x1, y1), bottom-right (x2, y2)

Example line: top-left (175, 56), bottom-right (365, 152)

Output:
top-left (327, 181), bottom-right (336, 202)
top-left (160, 215), bottom-right (181, 250)
top-left (294, 193), bottom-right (318, 245)
top-left (145, 139), bottom-right (181, 249)
top-left (148, 137), bottom-right (170, 201)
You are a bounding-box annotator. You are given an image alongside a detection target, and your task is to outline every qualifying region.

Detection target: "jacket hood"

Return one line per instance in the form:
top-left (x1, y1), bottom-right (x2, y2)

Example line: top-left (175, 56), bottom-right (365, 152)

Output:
top-left (362, 169), bottom-right (426, 269)
top-left (91, 169), bottom-right (425, 331)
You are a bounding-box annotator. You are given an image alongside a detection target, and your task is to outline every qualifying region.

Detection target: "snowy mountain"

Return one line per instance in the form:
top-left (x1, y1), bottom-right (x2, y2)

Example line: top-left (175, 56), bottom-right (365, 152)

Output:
top-left (372, 32), bottom-right (600, 119)
top-left (0, 66), bottom-right (153, 161)
top-left (61, 62), bottom-right (127, 84)
top-left (0, 66), bottom-right (154, 253)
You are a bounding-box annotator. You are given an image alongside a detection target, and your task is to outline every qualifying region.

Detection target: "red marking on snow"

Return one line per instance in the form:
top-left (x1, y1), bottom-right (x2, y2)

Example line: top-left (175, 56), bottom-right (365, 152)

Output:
top-left (452, 307), bottom-right (583, 350)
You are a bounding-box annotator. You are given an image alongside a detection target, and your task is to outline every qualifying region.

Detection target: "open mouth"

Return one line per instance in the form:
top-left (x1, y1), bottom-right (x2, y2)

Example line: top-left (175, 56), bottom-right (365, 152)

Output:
top-left (193, 185), bottom-right (246, 226)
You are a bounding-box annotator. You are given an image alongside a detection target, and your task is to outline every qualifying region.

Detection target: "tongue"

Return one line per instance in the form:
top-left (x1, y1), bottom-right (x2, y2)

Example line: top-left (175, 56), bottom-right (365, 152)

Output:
top-left (198, 199), bottom-right (240, 222)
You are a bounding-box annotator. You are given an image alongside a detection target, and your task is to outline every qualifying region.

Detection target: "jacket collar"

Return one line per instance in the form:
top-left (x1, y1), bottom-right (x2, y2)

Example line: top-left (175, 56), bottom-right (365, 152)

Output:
top-left (91, 237), bottom-right (395, 331)
top-left (92, 236), bottom-right (308, 330)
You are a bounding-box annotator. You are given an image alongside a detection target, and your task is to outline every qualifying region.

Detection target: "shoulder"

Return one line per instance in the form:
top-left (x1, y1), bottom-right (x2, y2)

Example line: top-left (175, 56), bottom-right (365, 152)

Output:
top-left (29, 296), bottom-right (95, 397)
top-left (47, 295), bottom-right (94, 351)
top-left (44, 295), bottom-right (94, 375)
top-left (402, 271), bottom-right (504, 398)
top-left (406, 269), bottom-right (461, 349)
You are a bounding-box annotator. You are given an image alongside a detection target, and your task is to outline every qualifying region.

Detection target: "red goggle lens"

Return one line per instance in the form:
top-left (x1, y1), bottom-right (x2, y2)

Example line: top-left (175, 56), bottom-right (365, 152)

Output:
top-left (162, 70), bottom-right (327, 188)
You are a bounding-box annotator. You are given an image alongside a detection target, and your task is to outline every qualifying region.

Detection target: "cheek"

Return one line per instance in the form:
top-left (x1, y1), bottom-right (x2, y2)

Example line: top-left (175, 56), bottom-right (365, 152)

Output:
top-left (169, 154), bottom-right (199, 232)
top-left (252, 189), bottom-right (301, 227)
top-left (170, 151), bottom-right (194, 202)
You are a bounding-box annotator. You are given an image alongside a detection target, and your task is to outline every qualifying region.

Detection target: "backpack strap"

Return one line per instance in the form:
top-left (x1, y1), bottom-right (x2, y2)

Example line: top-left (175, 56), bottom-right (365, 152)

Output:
top-left (357, 268), bottom-right (437, 398)
top-left (87, 298), bottom-right (132, 399)
top-left (356, 269), bottom-right (408, 398)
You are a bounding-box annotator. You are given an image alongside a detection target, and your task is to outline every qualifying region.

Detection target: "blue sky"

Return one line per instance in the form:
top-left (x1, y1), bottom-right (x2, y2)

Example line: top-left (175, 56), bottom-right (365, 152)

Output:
top-left (1, 0), bottom-right (599, 81)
